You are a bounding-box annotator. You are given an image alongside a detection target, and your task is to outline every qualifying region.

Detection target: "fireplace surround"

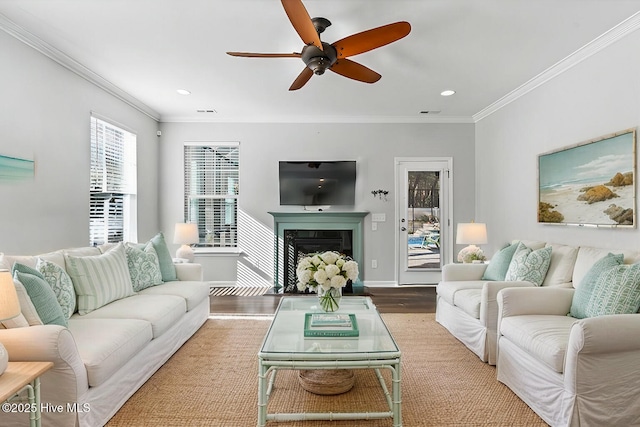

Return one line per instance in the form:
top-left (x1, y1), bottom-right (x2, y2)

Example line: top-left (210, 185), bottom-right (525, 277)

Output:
top-left (269, 211), bottom-right (368, 293)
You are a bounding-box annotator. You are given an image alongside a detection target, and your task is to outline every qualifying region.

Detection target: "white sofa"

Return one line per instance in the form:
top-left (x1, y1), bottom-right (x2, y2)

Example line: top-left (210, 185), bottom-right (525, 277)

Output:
top-left (496, 246), bottom-right (640, 427)
top-left (436, 240), bottom-right (578, 365)
top-left (0, 242), bottom-right (210, 427)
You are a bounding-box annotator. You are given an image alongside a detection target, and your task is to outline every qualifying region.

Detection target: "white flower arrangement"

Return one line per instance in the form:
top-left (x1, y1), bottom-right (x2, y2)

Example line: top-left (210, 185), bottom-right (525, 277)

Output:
top-left (457, 246), bottom-right (487, 263)
top-left (296, 251), bottom-right (359, 292)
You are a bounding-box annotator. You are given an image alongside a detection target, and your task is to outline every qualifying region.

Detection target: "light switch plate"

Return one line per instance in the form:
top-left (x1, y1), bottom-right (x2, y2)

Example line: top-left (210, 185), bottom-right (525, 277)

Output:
top-left (372, 213), bottom-right (386, 222)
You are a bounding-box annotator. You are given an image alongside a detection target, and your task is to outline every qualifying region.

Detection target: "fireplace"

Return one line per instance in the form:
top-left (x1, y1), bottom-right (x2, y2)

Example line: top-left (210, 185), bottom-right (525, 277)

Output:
top-left (283, 229), bottom-right (353, 293)
top-left (269, 211), bottom-right (368, 294)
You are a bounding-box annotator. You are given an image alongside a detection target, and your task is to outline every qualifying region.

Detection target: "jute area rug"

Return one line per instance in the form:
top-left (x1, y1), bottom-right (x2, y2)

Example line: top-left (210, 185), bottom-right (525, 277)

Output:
top-left (107, 313), bottom-right (546, 426)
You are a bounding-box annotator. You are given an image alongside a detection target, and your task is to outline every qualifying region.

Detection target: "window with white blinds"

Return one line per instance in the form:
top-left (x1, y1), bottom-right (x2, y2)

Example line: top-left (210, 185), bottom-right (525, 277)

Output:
top-left (184, 143), bottom-right (239, 247)
top-left (90, 115), bottom-right (137, 246)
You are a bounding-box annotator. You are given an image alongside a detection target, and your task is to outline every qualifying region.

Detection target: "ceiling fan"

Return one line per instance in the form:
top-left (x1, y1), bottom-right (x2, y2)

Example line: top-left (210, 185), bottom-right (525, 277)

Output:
top-left (227, 0), bottom-right (411, 91)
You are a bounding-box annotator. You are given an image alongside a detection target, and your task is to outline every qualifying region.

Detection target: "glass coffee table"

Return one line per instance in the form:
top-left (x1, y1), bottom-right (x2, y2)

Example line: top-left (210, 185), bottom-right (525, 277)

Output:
top-left (257, 296), bottom-right (402, 426)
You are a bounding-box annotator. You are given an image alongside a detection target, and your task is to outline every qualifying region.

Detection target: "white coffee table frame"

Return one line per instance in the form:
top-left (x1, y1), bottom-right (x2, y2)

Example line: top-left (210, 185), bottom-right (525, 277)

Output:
top-left (257, 296), bottom-right (402, 427)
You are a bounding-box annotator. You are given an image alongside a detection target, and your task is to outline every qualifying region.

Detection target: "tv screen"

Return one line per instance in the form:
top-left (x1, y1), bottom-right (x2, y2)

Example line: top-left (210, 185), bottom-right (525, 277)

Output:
top-left (279, 161), bottom-right (356, 206)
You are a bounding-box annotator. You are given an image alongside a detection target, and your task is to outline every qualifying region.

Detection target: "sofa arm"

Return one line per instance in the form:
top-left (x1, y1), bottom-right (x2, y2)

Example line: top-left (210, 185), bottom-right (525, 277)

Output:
top-left (442, 263), bottom-right (487, 281)
top-left (0, 325), bottom-right (89, 399)
top-left (174, 262), bottom-right (203, 281)
top-left (480, 280), bottom-right (536, 323)
top-left (497, 287), bottom-right (574, 318)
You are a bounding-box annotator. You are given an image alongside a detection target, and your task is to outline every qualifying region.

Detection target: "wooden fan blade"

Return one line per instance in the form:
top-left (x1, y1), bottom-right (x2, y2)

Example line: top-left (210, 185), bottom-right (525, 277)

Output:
top-left (226, 52), bottom-right (301, 58)
top-left (289, 67), bottom-right (314, 91)
top-left (329, 59), bottom-right (381, 83)
top-left (281, 0), bottom-right (323, 50)
top-left (332, 21), bottom-right (411, 58)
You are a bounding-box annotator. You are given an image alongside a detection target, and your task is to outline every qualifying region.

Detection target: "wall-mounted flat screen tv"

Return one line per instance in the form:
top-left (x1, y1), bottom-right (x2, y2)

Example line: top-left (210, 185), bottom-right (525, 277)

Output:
top-left (279, 161), bottom-right (356, 206)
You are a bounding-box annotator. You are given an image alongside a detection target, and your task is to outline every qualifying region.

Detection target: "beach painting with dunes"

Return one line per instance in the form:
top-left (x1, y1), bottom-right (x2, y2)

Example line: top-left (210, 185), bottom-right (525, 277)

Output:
top-left (538, 129), bottom-right (636, 227)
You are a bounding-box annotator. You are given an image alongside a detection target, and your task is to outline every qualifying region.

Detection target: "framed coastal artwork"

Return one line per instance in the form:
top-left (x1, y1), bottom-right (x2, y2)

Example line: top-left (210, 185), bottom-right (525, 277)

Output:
top-left (0, 154), bottom-right (35, 182)
top-left (538, 128), bottom-right (636, 228)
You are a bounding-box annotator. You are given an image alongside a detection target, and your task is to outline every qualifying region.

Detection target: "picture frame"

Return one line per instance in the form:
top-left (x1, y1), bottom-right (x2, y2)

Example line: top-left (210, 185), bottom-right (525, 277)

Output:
top-left (0, 154), bottom-right (35, 182)
top-left (538, 128), bottom-right (636, 228)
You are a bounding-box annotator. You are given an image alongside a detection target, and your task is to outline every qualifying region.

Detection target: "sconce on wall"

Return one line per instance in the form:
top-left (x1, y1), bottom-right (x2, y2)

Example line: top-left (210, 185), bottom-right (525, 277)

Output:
top-left (371, 189), bottom-right (389, 201)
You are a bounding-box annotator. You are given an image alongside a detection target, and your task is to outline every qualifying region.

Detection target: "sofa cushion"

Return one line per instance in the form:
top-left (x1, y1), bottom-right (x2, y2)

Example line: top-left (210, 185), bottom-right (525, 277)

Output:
top-left (78, 294), bottom-right (186, 338)
top-left (138, 280), bottom-right (209, 311)
top-left (500, 314), bottom-right (576, 373)
top-left (436, 281), bottom-right (484, 307)
top-left (583, 263), bottom-right (640, 317)
top-left (10, 279), bottom-right (42, 326)
top-left (149, 232), bottom-right (177, 282)
top-left (572, 246), bottom-right (640, 288)
top-left (125, 243), bottom-right (163, 291)
top-left (65, 243), bottom-right (135, 315)
top-left (542, 243), bottom-right (579, 287)
top-left (505, 242), bottom-right (552, 286)
top-left (67, 318), bottom-right (153, 387)
top-left (12, 263), bottom-right (67, 327)
top-left (482, 242), bottom-right (518, 281)
top-left (570, 253), bottom-right (623, 319)
top-left (454, 289), bottom-right (482, 319)
top-left (36, 258), bottom-right (76, 319)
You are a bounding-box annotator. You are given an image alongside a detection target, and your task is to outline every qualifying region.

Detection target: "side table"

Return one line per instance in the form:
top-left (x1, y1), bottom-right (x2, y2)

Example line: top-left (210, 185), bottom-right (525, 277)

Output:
top-left (1, 361), bottom-right (54, 427)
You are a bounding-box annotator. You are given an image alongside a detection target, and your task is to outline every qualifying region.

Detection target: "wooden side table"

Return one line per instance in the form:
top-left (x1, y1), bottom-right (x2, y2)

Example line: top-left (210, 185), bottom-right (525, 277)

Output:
top-left (0, 362), bottom-right (54, 427)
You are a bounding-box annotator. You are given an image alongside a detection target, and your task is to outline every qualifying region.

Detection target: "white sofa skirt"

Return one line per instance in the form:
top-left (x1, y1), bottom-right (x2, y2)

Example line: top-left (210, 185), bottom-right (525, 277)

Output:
top-left (435, 295), bottom-right (488, 362)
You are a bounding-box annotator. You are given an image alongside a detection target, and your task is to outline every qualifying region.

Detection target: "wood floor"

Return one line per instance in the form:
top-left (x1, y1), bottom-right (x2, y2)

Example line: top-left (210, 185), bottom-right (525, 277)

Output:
top-left (210, 286), bottom-right (436, 315)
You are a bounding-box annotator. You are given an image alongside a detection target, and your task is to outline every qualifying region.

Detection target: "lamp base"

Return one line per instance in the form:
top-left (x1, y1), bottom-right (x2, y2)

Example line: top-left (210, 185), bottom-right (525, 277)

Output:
top-left (176, 245), bottom-right (195, 263)
top-left (0, 342), bottom-right (8, 375)
top-left (457, 245), bottom-right (482, 263)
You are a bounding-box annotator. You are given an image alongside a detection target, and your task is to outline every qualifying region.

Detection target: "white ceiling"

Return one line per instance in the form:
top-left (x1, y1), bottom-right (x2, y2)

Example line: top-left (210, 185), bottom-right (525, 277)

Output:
top-left (1, 0), bottom-right (640, 123)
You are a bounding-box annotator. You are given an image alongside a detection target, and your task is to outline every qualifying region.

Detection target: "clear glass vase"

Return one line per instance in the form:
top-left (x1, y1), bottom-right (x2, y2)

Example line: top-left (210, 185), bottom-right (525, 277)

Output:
top-left (317, 287), bottom-right (342, 312)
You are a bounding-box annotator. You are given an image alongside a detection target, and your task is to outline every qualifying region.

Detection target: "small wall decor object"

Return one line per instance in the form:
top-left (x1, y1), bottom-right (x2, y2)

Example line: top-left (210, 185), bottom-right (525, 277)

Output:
top-left (538, 128), bottom-right (636, 227)
top-left (173, 223), bottom-right (199, 262)
top-left (0, 154), bottom-right (35, 182)
top-left (371, 189), bottom-right (389, 201)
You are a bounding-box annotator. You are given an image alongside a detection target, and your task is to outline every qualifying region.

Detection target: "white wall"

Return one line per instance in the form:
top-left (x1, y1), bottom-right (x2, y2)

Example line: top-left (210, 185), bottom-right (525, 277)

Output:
top-left (158, 122), bottom-right (475, 284)
top-left (476, 29), bottom-right (640, 255)
top-left (0, 31), bottom-right (160, 254)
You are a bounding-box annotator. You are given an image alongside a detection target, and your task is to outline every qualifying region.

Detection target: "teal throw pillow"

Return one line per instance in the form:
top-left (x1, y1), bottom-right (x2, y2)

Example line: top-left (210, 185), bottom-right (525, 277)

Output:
top-left (125, 242), bottom-right (163, 291)
top-left (482, 242), bottom-right (519, 281)
top-left (12, 263), bottom-right (67, 327)
top-left (36, 258), bottom-right (76, 319)
top-left (582, 262), bottom-right (640, 317)
top-left (504, 242), bottom-right (552, 286)
top-left (569, 253), bottom-right (623, 319)
top-left (150, 232), bottom-right (177, 282)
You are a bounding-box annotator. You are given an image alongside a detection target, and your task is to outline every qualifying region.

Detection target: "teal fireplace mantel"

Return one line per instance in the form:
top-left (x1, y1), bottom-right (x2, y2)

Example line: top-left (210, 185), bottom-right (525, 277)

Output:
top-left (269, 211), bottom-right (369, 293)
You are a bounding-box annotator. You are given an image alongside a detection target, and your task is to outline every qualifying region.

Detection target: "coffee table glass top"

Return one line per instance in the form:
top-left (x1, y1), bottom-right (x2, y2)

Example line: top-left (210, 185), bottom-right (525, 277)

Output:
top-left (260, 296), bottom-right (399, 356)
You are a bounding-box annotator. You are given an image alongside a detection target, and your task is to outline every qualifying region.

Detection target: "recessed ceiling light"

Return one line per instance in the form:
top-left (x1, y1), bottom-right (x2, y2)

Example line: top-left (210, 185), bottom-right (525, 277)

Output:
top-left (176, 89), bottom-right (191, 95)
top-left (440, 90), bottom-right (456, 97)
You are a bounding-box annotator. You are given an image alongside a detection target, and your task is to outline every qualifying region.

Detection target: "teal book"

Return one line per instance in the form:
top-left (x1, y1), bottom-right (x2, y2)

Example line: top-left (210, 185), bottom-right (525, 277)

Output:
top-left (304, 313), bottom-right (359, 338)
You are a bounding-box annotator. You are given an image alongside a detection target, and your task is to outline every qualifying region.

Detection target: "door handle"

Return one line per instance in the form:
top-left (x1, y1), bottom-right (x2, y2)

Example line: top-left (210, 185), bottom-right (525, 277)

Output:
top-left (401, 227), bottom-right (406, 231)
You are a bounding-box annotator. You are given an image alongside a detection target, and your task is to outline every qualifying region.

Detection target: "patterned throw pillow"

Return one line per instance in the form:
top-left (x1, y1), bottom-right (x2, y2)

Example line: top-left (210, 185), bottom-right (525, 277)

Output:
top-left (582, 262), bottom-right (640, 317)
top-left (12, 263), bottom-right (68, 327)
top-left (150, 232), bottom-right (177, 282)
top-left (569, 253), bottom-right (623, 319)
top-left (482, 242), bottom-right (519, 281)
top-left (125, 242), bottom-right (163, 291)
top-left (504, 242), bottom-right (552, 286)
top-left (65, 243), bottom-right (134, 315)
top-left (36, 258), bottom-right (76, 319)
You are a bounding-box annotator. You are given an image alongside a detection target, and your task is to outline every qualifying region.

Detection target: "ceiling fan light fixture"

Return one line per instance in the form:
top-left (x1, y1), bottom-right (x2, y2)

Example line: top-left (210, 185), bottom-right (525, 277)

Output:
top-left (176, 89), bottom-right (191, 95)
top-left (440, 90), bottom-right (456, 97)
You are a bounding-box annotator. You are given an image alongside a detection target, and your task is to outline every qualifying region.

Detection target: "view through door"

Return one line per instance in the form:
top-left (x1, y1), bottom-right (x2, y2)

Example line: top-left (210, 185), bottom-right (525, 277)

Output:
top-left (396, 158), bottom-right (452, 285)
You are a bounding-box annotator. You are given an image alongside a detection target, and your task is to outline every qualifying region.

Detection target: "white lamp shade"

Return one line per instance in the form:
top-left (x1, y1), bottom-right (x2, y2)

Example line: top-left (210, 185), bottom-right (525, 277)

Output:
top-left (173, 223), bottom-right (199, 245)
top-left (456, 223), bottom-right (488, 245)
top-left (0, 271), bottom-right (20, 322)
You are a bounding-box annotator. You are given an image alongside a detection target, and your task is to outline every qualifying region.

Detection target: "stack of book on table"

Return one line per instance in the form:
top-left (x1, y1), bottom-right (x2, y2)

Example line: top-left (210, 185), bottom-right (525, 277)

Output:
top-left (304, 313), bottom-right (359, 338)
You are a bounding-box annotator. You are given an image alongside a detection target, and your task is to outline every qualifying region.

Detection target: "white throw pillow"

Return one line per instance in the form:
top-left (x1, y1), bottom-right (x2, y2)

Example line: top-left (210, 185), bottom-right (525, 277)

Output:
top-left (65, 243), bottom-right (134, 315)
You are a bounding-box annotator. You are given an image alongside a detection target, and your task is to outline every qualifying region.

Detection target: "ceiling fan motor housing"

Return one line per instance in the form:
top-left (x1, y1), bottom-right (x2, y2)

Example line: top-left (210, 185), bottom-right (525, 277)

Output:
top-left (301, 42), bottom-right (337, 75)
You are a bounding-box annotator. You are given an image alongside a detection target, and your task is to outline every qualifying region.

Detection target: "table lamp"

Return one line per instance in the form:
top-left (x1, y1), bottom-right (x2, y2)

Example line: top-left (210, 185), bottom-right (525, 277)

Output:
top-left (456, 222), bottom-right (488, 263)
top-left (0, 270), bottom-right (20, 375)
top-left (173, 223), bottom-right (199, 263)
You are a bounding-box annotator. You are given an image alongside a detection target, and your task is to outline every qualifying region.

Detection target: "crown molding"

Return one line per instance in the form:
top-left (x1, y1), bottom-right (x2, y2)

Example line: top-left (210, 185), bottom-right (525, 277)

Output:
top-left (0, 13), bottom-right (161, 122)
top-left (159, 114), bottom-right (475, 124)
top-left (473, 11), bottom-right (640, 123)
